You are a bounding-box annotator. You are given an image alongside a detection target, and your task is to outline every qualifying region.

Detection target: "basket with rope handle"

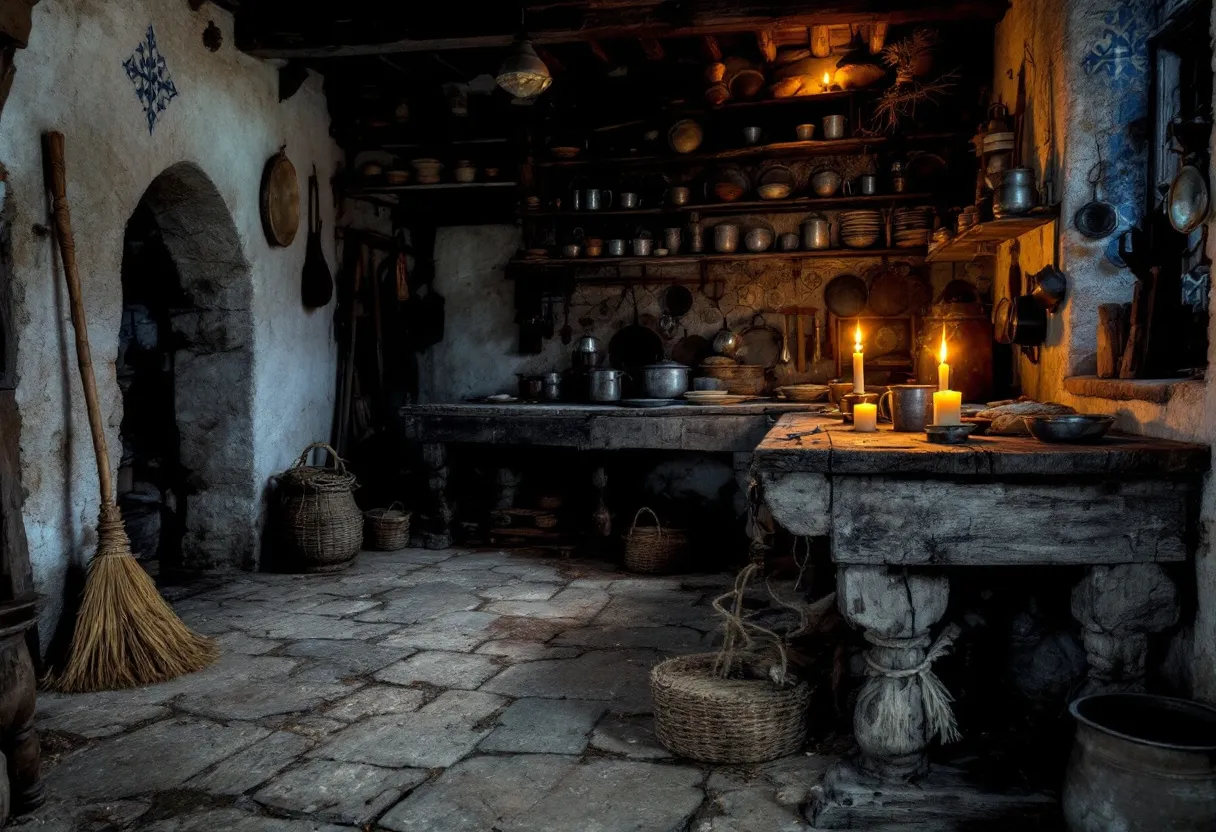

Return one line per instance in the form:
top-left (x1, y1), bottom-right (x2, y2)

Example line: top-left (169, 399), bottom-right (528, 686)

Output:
top-left (277, 442), bottom-right (362, 572)
top-left (624, 507), bottom-right (688, 574)
top-left (365, 501), bottom-right (412, 551)
top-left (649, 564), bottom-right (817, 763)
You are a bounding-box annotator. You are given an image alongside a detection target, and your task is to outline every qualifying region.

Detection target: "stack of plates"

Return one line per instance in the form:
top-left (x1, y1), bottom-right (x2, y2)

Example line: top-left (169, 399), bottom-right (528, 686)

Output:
top-left (983, 131), bottom-right (1015, 153)
top-left (521, 248), bottom-right (549, 261)
top-left (838, 210), bottom-right (883, 249)
top-left (957, 205), bottom-right (979, 233)
top-left (683, 391), bottom-right (750, 406)
top-left (893, 206), bottom-right (933, 248)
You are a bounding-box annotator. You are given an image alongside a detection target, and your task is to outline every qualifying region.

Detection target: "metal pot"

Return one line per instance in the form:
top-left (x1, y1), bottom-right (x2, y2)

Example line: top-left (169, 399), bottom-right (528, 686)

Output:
top-left (540, 371), bottom-right (563, 402)
top-left (744, 227), bottom-right (774, 252)
top-left (714, 223), bottom-right (740, 253)
top-left (857, 174), bottom-right (878, 195)
top-left (561, 244), bottom-right (581, 258)
top-left (588, 369), bottom-right (625, 402)
top-left (778, 232), bottom-right (800, 251)
top-left (663, 227), bottom-right (683, 253)
top-left (619, 192), bottom-right (640, 209)
top-left (811, 169), bottom-right (842, 197)
top-left (607, 239), bottom-right (626, 257)
top-left (572, 335), bottom-right (606, 370)
top-left (631, 237), bottom-right (654, 257)
top-left (878, 384), bottom-right (936, 432)
top-left (1064, 694), bottom-right (1216, 832)
top-left (642, 360), bottom-right (690, 399)
top-left (517, 373), bottom-right (544, 400)
top-left (995, 168), bottom-right (1036, 217)
top-left (801, 217), bottom-right (831, 250)
top-left (668, 186), bottom-right (690, 206)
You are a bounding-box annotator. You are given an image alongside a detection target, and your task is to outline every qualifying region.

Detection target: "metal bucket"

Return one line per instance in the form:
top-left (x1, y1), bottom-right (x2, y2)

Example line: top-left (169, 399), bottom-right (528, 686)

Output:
top-left (1064, 693), bottom-right (1216, 832)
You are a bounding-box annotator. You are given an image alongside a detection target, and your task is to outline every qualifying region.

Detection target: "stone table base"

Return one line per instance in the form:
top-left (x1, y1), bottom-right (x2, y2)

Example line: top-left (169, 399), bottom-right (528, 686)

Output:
top-left (809, 760), bottom-right (1059, 830)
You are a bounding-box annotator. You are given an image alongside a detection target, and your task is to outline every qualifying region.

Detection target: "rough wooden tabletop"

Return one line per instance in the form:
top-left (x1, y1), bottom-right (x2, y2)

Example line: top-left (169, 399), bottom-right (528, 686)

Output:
top-left (754, 413), bottom-right (1211, 477)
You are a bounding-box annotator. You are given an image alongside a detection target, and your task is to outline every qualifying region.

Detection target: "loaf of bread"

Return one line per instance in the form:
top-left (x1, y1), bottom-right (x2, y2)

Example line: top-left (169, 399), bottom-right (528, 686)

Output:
top-left (975, 401), bottom-right (1076, 435)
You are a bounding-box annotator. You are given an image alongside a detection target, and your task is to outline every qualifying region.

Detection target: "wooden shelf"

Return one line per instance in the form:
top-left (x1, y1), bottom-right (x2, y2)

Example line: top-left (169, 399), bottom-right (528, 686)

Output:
top-left (534, 132), bottom-right (969, 169)
top-left (522, 192), bottom-right (941, 218)
top-left (925, 213), bottom-right (1058, 262)
top-left (348, 181), bottom-right (517, 195)
top-left (507, 248), bottom-right (925, 276)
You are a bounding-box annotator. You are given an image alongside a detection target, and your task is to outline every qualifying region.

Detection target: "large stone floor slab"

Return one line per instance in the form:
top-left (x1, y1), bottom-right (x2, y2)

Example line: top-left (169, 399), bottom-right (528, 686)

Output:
top-left (31, 547), bottom-right (839, 832)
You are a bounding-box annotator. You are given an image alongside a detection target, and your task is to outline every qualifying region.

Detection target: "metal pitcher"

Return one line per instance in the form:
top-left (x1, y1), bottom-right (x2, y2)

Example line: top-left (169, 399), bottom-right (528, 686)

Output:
top-left (878, 384), bottom-right (936, 432)
top-left (584, 188), bottom-right (613, 211)
top-left (663, 227), bottom-right (683, 253)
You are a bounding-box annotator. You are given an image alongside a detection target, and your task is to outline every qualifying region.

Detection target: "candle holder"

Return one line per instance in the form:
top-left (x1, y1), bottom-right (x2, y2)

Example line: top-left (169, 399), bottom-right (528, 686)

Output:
top-left (924, 423), bottom-right (977, 445)
top-left (840, 392), bottom-right (879, 424)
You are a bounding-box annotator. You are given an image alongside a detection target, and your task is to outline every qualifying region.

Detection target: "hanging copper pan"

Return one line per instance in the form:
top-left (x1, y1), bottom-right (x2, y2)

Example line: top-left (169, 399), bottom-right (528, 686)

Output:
top-left (260, 147), bottom-right (300, 247)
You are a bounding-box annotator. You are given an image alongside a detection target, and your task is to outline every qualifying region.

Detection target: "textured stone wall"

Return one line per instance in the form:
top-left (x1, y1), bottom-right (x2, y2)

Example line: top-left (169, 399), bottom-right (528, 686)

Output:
top-left (995, 0), bottom-right (1216, 701)
top-left (0, 0), bottom-right (341, 646)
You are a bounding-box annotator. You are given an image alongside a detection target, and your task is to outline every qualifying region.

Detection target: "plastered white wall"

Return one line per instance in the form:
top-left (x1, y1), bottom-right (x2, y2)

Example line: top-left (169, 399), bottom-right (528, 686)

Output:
top-left (0, 0), bottom-right (340, 645)
top-left (995, 0), bottom-right (1216, 701)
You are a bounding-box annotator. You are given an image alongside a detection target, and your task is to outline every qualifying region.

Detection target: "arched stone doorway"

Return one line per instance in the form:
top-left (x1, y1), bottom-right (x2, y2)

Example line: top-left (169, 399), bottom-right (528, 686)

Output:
top-left (116, 163), bottom-right (255, 574)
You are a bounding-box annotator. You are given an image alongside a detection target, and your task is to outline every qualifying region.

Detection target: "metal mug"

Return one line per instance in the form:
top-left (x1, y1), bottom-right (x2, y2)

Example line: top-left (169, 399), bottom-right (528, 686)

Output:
top-left (584, 188), bottom-right (613, 211)
top-left (778, 232), bottom-right (800, 251)
top-left (663, 227), bottom-right (683, 253)
top-left (607, 239), bottom-right (626, 257)
top-left (631, 237), bottom-right (654, 256)
top-left (619, 192), bottom-right (640, 209)
top-left (857, 174), bottom-right (878, 195)
top-left (668, 186), bottom-right (690, 206)
top-left (540, 371), bottom-right (563, 402)
top-left (878, 384), bottom-right (936, 432)
top-left (823, 115), bottom-right (847, 140)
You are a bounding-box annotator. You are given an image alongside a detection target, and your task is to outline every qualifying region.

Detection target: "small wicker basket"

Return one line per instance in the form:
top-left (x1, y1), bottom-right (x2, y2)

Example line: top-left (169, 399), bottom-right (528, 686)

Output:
top-left (364, 502), bottom-right (411, 551)
top-left (277, 442), bottom-right (362, 573)
top-left (650, 652), bottom-right (810, 764)
top-left (624, 507), bottom-right (688, 574)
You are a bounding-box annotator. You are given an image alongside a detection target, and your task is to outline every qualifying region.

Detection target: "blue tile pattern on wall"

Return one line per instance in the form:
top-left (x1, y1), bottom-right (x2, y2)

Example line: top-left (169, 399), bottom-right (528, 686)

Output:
top-left (124, 25), bottom-right (179, 134)
top-left (1081, 0), bottom-right (1150, 79)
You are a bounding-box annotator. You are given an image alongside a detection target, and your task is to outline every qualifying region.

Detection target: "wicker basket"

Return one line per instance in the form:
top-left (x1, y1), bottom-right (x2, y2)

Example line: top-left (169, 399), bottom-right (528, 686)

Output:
top-left (277, 442), bottom-right (362, 573)
top-left (650, 652), bottom-right (811, 764)
top-left (364, 502), bottom-right (411, 551)
top-left (624, 507), bottom-right (688, 574)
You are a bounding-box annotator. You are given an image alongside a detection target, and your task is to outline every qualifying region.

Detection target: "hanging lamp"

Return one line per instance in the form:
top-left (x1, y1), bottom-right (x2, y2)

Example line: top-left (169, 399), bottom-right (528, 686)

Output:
top-left (496, 6), bottom-right (551, 99)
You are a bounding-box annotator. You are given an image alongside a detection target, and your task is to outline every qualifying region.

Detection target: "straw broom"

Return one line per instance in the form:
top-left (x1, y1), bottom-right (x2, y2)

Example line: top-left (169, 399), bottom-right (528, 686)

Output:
top-left (42, 132), bottom-right (218, 692)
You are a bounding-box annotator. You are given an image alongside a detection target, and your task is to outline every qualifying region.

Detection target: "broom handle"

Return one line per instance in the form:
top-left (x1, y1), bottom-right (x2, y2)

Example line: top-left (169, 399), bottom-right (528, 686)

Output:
top-left (42, 132), bottom-right (114, 506)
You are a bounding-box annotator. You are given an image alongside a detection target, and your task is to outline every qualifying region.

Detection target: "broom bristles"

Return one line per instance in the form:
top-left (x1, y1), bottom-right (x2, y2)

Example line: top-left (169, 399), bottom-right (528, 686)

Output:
top-left (49, 503), bottom-right (218, 693)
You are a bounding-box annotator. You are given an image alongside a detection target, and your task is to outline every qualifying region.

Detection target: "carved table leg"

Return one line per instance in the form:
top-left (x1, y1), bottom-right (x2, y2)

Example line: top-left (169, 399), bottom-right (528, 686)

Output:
top-left (1071, 564), bottom-right (1179, 695)
top-left (591, 465), bottom-right (610, 538)
top-left (0, 631), bottom-right (41, 812)
top-left (421, 443), bottom-right (452, 550)
top-left (494, 467), bottom-right (519, 511)
top-left (811, 565), bottom-right (960, 828)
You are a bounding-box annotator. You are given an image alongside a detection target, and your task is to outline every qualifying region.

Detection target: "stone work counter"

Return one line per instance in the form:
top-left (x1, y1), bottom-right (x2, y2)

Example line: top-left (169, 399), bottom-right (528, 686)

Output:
top-left (752, 413), bottom-right (1211, 829)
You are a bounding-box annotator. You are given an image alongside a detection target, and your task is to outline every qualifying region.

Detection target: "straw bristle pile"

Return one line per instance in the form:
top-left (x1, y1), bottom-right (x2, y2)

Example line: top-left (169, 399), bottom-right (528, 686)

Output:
top-left (49, 503), bottom-right (218, 693)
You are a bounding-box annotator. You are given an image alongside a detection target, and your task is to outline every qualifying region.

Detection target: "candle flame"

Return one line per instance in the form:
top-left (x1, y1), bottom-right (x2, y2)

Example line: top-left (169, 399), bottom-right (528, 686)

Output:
top-left (823, 71), bottom-right (832, 86)
top-left (854, 322), bottom-right (862, 353)
top-left (938, 328), bottom-right (948, 365)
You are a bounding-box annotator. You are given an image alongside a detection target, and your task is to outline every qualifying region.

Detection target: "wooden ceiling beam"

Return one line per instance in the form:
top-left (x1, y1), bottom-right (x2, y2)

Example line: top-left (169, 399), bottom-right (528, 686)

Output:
top-left (587, 39), bottom-right (612, 64)
top-left (700, 34), bottom-right (722, 61)
top-left (233, 1), bottom-right (1010, 58)
top-left (756, 29), bottom-right (775, 62)
top-left (640, 38), bottom-right (664, 60)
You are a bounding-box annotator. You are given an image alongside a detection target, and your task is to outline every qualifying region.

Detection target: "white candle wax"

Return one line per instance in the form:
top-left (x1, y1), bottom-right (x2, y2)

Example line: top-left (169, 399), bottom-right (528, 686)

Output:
top-left (852, 323), bottom-right (864, 394)
top-left (932, 390), bottom-right (962, 426)
top-left (853, 403), bottom-right (877, 432)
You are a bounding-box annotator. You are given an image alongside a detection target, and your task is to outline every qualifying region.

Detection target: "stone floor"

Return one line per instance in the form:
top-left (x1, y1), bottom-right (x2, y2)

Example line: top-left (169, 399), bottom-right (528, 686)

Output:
top-left (21, 547), bottom-right (838, 831)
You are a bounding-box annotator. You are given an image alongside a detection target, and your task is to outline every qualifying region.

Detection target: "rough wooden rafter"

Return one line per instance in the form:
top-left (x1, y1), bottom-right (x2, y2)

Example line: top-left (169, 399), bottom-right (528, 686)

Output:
top-left (700, 33), bottom-right (722, 61)
top-left (756, 28), bottom-right (775, 62)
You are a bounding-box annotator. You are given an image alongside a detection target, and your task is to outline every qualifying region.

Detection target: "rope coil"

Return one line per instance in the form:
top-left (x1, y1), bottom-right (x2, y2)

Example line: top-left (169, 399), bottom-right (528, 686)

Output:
top-left (862, 623), bottom-right (962, 745)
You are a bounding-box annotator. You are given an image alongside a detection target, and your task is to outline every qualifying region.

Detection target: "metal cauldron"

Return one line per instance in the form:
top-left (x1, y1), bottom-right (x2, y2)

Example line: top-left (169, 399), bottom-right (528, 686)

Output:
top-left (1064, 693), bottom-right (1216, 832)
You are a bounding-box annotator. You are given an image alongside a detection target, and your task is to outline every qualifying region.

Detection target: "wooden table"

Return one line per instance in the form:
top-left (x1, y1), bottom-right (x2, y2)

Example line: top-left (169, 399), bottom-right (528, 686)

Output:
top-left (753, 414), bottom-right (1210, 828)
top-left (399, 402), bottom-right (826, 547)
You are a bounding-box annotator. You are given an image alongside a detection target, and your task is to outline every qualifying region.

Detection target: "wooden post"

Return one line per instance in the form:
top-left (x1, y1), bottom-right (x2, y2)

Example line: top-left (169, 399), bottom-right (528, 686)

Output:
top-left (1097, 303), bottom-right (1127, 379)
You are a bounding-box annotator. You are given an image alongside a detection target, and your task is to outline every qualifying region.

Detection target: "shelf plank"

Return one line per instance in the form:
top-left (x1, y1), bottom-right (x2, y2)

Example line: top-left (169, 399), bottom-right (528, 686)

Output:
top-left (925, 214), bottom-right (1058, 262)
top-left (521, 192), bottom-right (941, 218)
top-left (508, 248), bottom-right (926, 273)
top-left (348, 181), bottom-right (518, 194)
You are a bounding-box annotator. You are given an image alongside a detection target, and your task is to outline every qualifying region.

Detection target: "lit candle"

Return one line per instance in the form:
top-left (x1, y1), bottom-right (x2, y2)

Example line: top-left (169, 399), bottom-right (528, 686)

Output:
top-left (854, 403), bottom-right (877, 432)
top-left (931, 330), bottom-right (962, 425)
top-left (822, 71), bottom-right (832, 92)
top-left (852, 323), bottom-right (864, 394)
top-left (937, 328), bottom-right (950, 392)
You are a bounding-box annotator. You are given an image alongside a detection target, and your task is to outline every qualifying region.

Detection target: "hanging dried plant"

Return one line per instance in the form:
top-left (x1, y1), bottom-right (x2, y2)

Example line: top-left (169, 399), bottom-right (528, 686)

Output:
top-left (871, 70), bottom-right (959, 133)
top-left (881, 29), bottom-right (938, 83)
